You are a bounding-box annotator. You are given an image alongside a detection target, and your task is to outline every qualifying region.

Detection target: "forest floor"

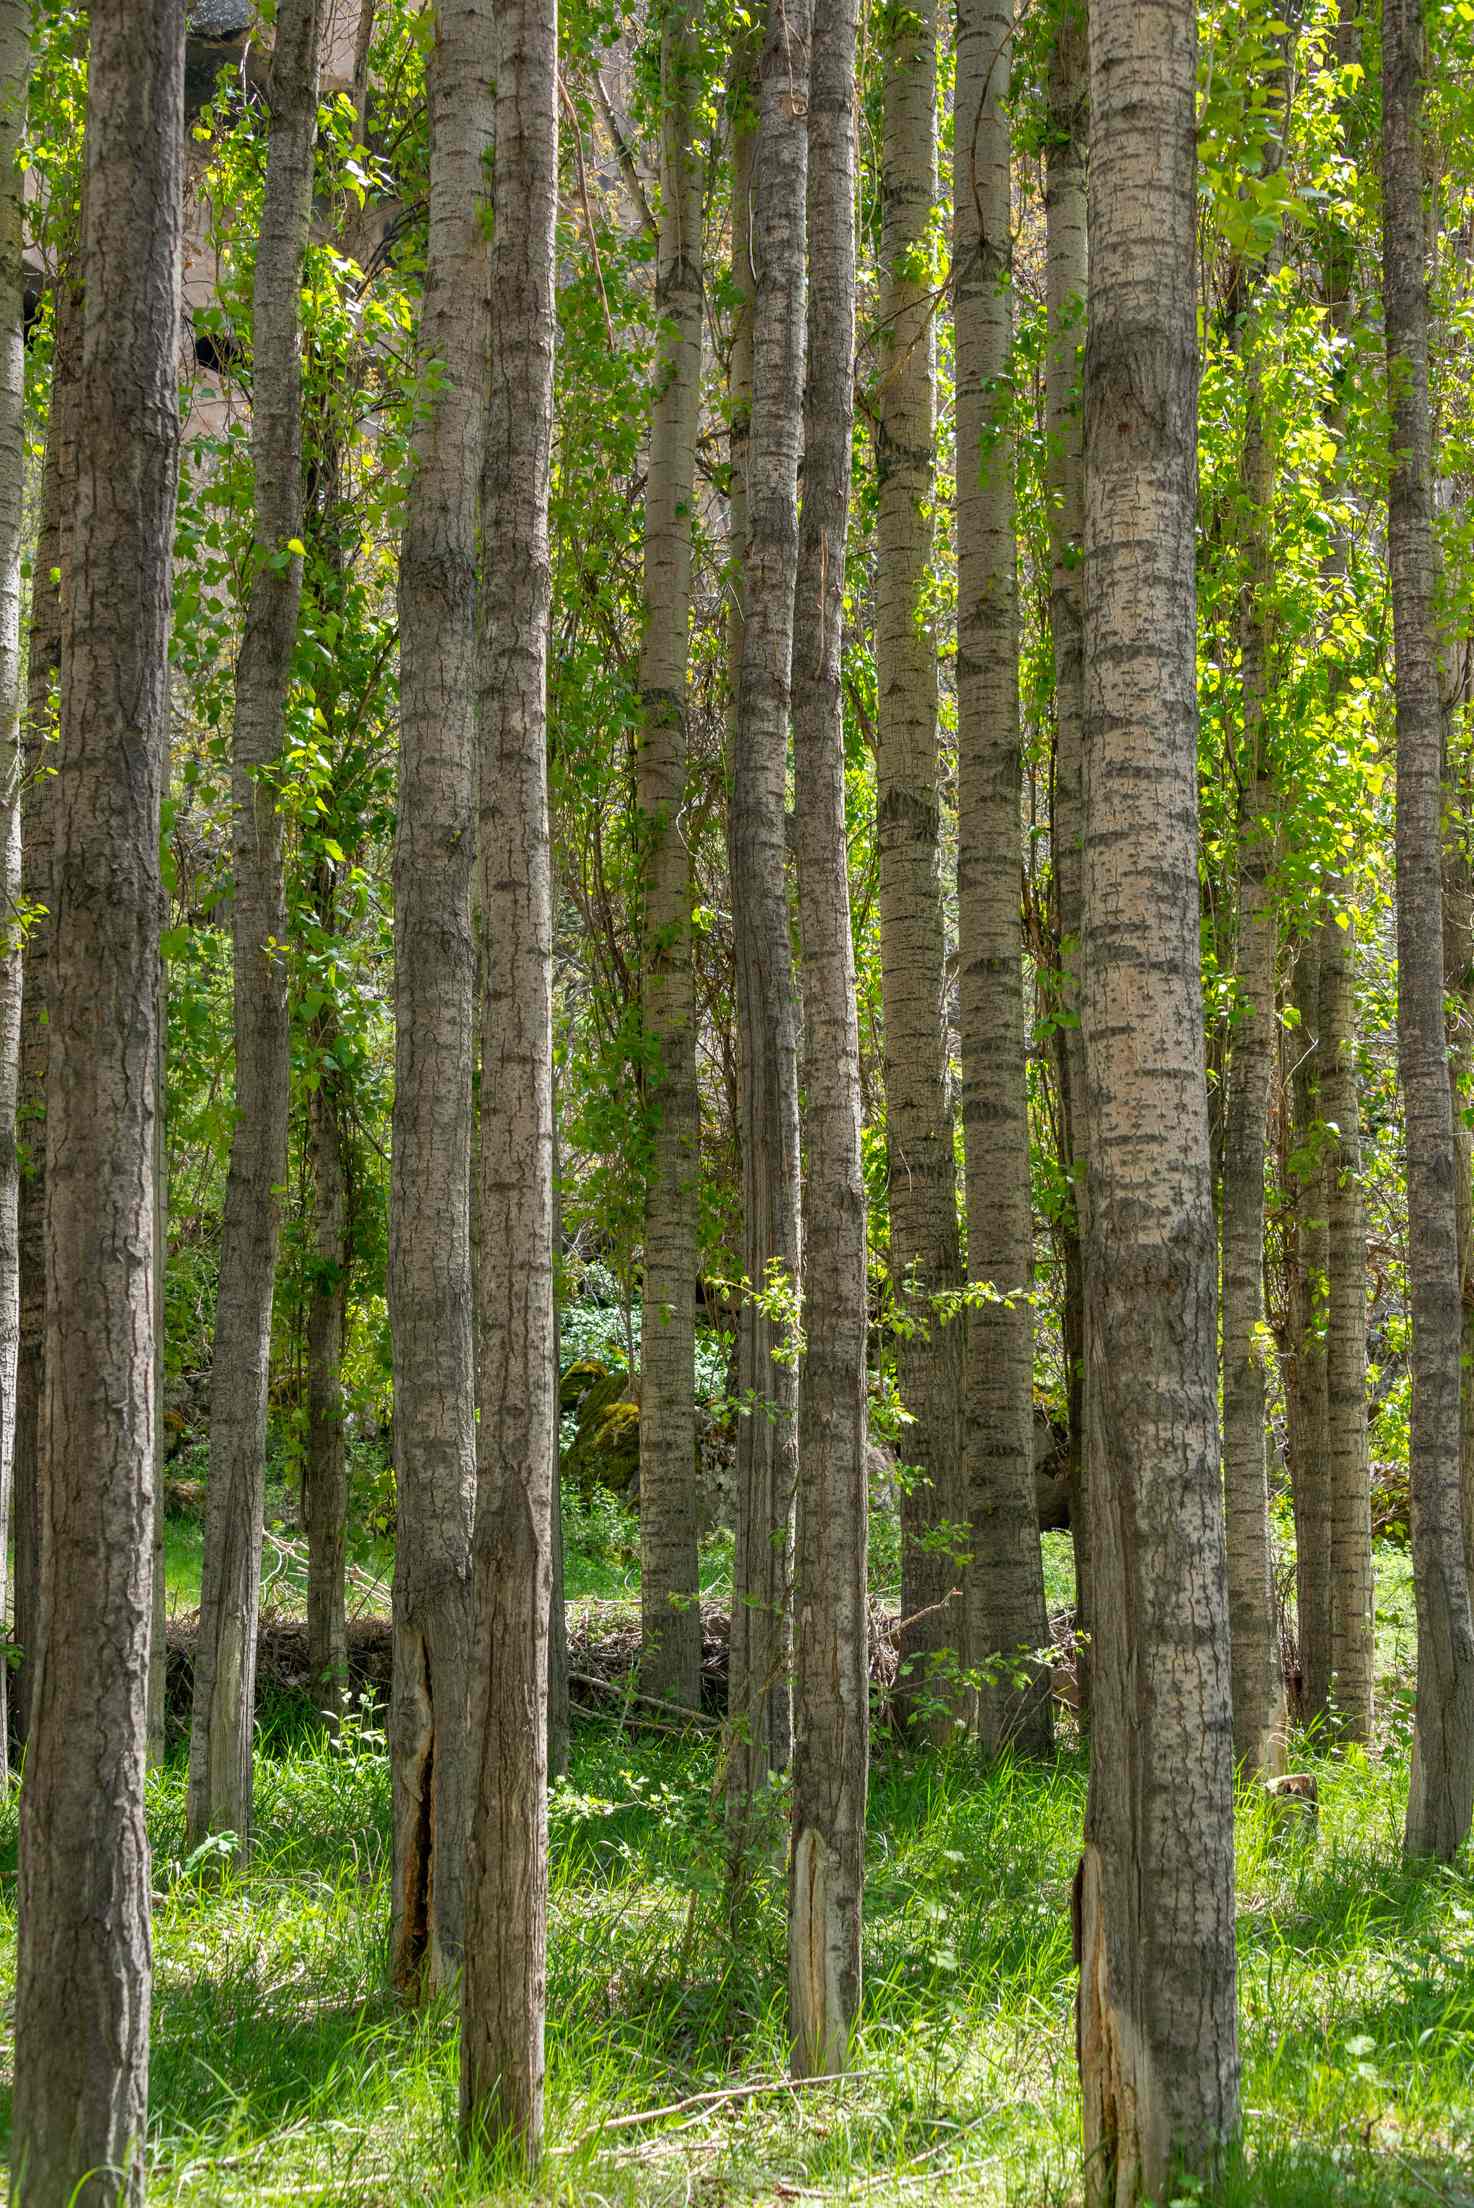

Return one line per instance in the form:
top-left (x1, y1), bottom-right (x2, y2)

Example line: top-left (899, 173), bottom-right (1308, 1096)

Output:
top-left (0, 1532), bottom-right (1468, 2204)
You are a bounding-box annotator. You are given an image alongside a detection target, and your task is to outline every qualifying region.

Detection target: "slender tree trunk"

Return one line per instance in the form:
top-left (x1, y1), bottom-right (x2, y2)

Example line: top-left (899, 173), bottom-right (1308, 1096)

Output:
top-left (1221, 303), bottom-right (1288, 1774)
top-left (1286, 936), bottom-right (1331, 1720)
top-left (11, 4), bottom-right (183, 2198)
top-left (1382, 0), bottom-right (1474, 1863)
top-left (149, 998), bottom-right (168, 1769)
top-left (0, 0), bottom-right (27, 1786)
top-left (637, 0), bottom-right (704, 1710)
top-left (388, 0), bottom-right (489, 2000)
top-left (1449, 830), bottom-right (1474, 1606)
top-left (459, 0), bottom-right (558, 2161)
top-left (726, 0), bottom-right (809, 1835)
top-left (1043, 0), bottom-right (1090, 1711)
top-left (955, 0), bottom-right (1051, 1759)
top-left (1075, 2), bottom-right (1241, 2197)
top-left (189, 0), bottom-right (323, 1855)
top-left (14, 259), bottom-right (79, 1749)
top-left (549, 1113), bottom-right (570, 1781)
top-left (876, 0), bottom-right (965, 1733)
top-left (789, 0), bottom-right (866, 2078)
top-left (1321, 887), bottom-right (1374, 1735)
top-left (305, 982), bottom-right (349, 1720)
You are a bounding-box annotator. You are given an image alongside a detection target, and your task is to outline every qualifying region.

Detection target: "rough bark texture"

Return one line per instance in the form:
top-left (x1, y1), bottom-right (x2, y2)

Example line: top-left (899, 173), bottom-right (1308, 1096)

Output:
top-left (189, 0), bottom-right (323, 1855)
top-left (726, 0), bottom-right (809, 1831)
top-left (0, 0), bottom-right (27, 1786)
top-left (10, 4), bottom-right (183, 2199)
top-left (1043, 0), bottom-right (1090, 1710)
top-left (1448, 830), bottom-right (1474, 1612)
top-left (1382, 0), bottom-right (1474, 1863)
top-left (305, 979), bottom-right (349, 1719)
top-left (637, 0), bottom-right (704, 1711)
top-left (14, 258), bottom-right (79, 1749)
top-left (1075, 2), bottom-right (1241, 2198)
top-left (876, 0), bottom-right (965, 1733)
top-left (954, 0), bottom-right (1051, 1759)
top-left (788, 0), bottom-right (866, 2079)
top-left (388, 0), bottom-right (489, 2001)
top-left (1321, 889), bottom-right (1374, 1738)
top-left (1286, 937), bottom-right (1331, 1720)
top-left (459, 0), bottom-right (558, 2162)
top-left (1221, 311), bottom-right (1288, 1776)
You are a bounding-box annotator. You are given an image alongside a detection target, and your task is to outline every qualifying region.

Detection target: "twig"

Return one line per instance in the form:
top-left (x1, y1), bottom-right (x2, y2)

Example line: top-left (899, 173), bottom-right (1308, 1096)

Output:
top-left (593, 70), bottom-right (658, 241)
top-left (558, 74), bottom-right (616, 348)
top-left (569, 2069), bottom-right (879, 2147)
top-left (568, 1670), bottom-right (719, 1735)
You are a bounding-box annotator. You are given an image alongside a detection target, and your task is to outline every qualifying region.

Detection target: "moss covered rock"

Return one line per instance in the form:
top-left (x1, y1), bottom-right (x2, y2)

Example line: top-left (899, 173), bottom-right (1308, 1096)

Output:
top-left (562, 1372), bottom-right (641, 1501)
top-left (560, 1356), bottom-right (612, 1417)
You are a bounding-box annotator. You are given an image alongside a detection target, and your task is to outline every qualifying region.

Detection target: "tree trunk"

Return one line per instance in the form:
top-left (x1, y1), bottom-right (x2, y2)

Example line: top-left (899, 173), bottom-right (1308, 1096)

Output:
top-left (149, 998), bottom-right (168, 1769)
top-left (459, 0), bottom-right (558, 2163)
top-left (14, 255), bottom-right (79, 1750)
top-left (1043, 0), bottom-right (1090, 1713)
top-left (305, 986), bottom-right (349, 1721)
top-left (0, 0), bottom-right (27, 1788)
top-left (388, 0), bottom-right (489, 2004)
top-left (11, 3), bottom-right (183, 2198)
top-left (726, 0), bottom-right (809, 1837)
top-left (1382, 0), bottom-right (1474, 1863)
top-left (876, 0), bottom-right (965, 1734)
top-left (1221, 303), bottom-right (1288, 1775)
top-left (1075, 2), bottom-right (1241, 2198)
top-left (789, 0), bottom-right (866, 2079)
top-left (1286, 936), bottom-right (1331, 1721)
top-left (1449, 824), bottom-right (1474, 1609)
top-left (189, 0), bottom-right (323, 1856)
top-left (637, 0), bottom-right (704, 1711)
top-left (1321, 887), bottom-right (1374, 1736)
top-left (955, 0), bottom-right (1051, 1760)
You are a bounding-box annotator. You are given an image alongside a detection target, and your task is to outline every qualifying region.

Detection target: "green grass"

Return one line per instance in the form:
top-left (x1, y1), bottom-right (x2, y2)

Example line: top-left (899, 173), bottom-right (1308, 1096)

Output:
top-left (0, 1547), bottom-right (1466, 2203)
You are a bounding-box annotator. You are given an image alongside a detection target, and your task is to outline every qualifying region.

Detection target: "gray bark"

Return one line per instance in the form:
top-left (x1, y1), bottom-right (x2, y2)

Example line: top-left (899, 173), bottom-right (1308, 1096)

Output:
top-left (955, 0), bottom-right (1052, 1759)
top-left (10, 3), bottom-right (183, 2199)
top-left (459, 0), bottom-right (558, 2162)
top-left (726, 0), bottom-right (810, 1833)
top-left (1382, 0), bottom-right (1474, 1863)
top-left (1286, 936), bottom-right (1331, 1719)
top-left (189, 0), bottom-right (324, 1855)
top-left (388, 0), bottom-right (490, 1999)
top-left (1075, 1), bottom-right (1241, 2196)
top-left (789, 0), bottom-right (867, 2079)
top-left (305, 952), bottom-right (349, 1721)
top-left (876, 0), bottom-right (965, 1734)
top-left (637, 0), bottom-right (704, 1711)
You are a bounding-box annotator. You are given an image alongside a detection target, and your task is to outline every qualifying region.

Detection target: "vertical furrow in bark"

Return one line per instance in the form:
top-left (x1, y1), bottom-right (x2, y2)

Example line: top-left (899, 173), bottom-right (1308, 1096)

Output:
top-left (789, 0), bottom-right (867, 2078)
top-left (189, 0), bottom-right (324, 1855)
top-left (459, 0), bottom-right (558, 2162)
top-left (305, 949), bottom-right (349, 1721)
top-left (955, 0), bottom-right (1052, 1759)
top-left (14, 250), bottom-right (79, 1749)
top-left (1076, 1), bottom-right (1240, 2196)
top-left (877, 0), bottom-right (965, 1734)
top-left (1286, 935), bottom-right (1331, 1720)
top-left (726, 0), bottom-right (809, 1836)
top-left (1382, 0), bottom-right (1474, 1863)
top-left (1042, 0), bottom-right (1090, 1708)
top-left (637, 0), bottom-right (705, 1710)
top-left (11, 3), bottom-right (184, 2198)
top-left (389, 0), bottom-right (489, 1998)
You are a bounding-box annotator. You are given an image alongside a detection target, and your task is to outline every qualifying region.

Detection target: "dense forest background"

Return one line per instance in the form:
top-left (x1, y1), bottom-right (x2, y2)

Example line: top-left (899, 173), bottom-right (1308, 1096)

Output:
top-left (4, 0), bottom-right (1474, 2202)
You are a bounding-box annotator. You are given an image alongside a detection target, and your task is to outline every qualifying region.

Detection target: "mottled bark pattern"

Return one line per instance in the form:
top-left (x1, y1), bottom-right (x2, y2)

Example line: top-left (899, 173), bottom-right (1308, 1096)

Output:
top-left (727, 0), bottom-right (809, 1828)
top-left (305, 1003), bottom-right (349, 1718)
top-left (955, 0), bottom-right (1052, 1759)
top-left (1043, 0), bottom-right (1090, 1705)
top-left (1321, 891), bottom-right (1374, 1737)
top-left (1285, 936), bottom-right (1330, 1719)
top-left (459, 0), bottom-right (558, 2162)
top-left (637, 0), bottom-right (704, 1710)
top-left (389, 0), bottom-right (489, 2000)
top-left (1075, 2), bottom-right (1240, 2197)
top-left (11, 3), bottom-right (183, 2199)
top-left (876, 0), bottom-right (965, 1730)
top-left (1382, 0), bottom-right (1474, 1863)
top-left (789, 0), bottom-right (867, 2078)
top-left (1222, 316), bottom-right (1287, 1775)
top-left (189, 0), bottom-right (324, 1854)
top-left (0, 0), bottom-right (28, 1784)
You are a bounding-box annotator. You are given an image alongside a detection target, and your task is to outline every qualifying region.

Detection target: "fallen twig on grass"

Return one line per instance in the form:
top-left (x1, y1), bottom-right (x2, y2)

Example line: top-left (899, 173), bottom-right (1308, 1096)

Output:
top-left (568, 1669), bottom-right (723, 1731)
top-left (564, 2069), bottom-right (879, 2148)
